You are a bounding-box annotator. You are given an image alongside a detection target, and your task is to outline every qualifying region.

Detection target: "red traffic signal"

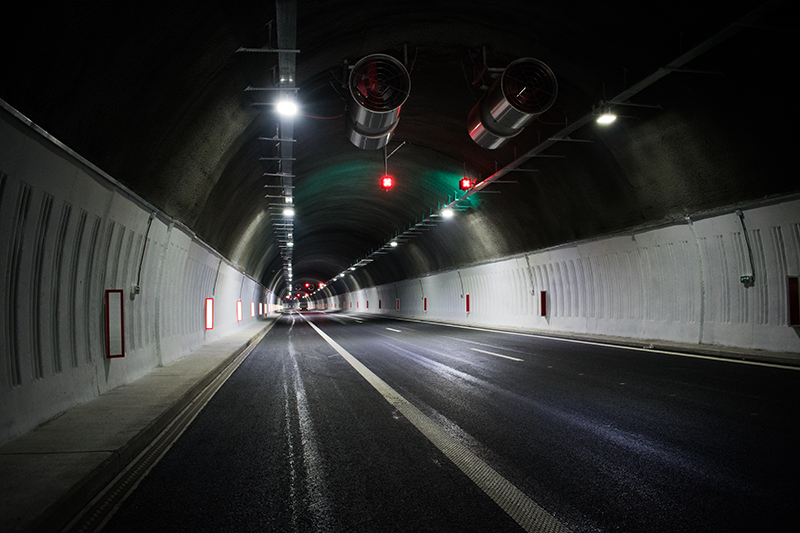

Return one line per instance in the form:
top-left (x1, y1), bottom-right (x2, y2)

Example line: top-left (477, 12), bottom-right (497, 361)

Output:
top-left (380, 175), bottom-right (394, 190)
top-left (459, 177), bottom-right (473, 191)
top-left (304, 283), bottom-right (310, 288)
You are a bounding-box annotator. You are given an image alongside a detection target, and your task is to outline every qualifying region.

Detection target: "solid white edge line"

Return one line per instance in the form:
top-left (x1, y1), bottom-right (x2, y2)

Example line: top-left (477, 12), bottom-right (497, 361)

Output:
top-left (388, 317), bottom-right (799, 371)
top-left (470, 347), bottom-right (524, 362)
top-left (302, 316), bottom-right (571, 533)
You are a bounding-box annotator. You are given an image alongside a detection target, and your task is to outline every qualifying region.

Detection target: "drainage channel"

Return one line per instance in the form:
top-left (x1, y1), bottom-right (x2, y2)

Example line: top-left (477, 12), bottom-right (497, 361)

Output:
top-left (60, 327), bottom-right (270, 533)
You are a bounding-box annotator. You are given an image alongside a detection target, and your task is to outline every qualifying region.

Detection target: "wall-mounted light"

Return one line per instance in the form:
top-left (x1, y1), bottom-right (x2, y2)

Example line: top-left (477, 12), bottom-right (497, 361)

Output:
top-left (441, 207), bottom-right (454, 218)
top-left (390, 241), bottom-right (398, 247)
top-left (283, 207), bottom-right (295, 217)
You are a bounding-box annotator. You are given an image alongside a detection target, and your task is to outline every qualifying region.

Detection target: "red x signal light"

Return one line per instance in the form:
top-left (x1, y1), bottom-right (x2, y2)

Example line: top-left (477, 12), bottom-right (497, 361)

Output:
top-left (380, 175), bottom-right (394, 190)
top-left (459, 177), bottom-right (473, 191)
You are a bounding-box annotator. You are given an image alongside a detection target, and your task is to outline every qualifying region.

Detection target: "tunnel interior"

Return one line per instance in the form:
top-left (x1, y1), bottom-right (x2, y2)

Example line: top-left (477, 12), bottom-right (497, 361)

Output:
top-left (1, 0), bottom-right (795, 301)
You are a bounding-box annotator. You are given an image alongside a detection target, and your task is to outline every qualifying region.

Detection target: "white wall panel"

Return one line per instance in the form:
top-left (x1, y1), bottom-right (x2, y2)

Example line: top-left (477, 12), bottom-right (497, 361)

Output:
top-left (0, 112), bottom-right (268, 445)
top-left (332, 200), bottom-right (800, 357)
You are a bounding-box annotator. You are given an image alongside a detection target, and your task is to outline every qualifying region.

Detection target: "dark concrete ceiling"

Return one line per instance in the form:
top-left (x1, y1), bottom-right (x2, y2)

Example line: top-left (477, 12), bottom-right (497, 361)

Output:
top-left (2, 0), bottom-right (794, 298)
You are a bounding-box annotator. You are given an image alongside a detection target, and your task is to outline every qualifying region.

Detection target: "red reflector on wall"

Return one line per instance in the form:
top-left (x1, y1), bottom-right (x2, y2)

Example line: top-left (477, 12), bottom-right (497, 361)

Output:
top-left (424, 297), bottom-right (427, 311)
top-left (379, 299), bottom-right (382, 309)
top-left (466, 294), bottom-right (470, 313)
top-left (237, 300), bottom-right (243, 322)
top-left (396, 298), bottom-right (400, 310)
top-left (205, 298), bottom-right (214, 330)
top-left (250, 301), bottom-right (255, 318)
top-left (105, 289), bottom-right (125, 358)
top-left (540, 291), bottom-right (547, 317)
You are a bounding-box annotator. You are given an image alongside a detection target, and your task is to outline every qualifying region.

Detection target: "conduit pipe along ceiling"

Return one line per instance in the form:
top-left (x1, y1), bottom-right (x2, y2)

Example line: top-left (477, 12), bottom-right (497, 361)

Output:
top-left (346, 54), bottom-right (411, 150)
top-left (468, 58), bottom-right (558, 149)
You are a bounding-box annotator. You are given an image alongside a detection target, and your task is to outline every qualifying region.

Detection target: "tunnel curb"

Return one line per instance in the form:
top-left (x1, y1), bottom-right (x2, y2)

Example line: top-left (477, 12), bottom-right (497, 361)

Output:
top-left (361, 313), bottom-right (800, 368)
top-left (22, 319), bottom-right (276, 533)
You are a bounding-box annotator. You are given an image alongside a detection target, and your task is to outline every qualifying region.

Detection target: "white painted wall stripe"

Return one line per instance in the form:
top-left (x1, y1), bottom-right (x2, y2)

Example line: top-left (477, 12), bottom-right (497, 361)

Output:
top-left (303, 316), bottom-right (571, 533)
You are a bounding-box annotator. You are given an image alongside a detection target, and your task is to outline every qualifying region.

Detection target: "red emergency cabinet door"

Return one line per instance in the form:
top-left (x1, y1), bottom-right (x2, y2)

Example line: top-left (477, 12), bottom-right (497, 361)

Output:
top-left (789, 276), bottom-right (800, 326)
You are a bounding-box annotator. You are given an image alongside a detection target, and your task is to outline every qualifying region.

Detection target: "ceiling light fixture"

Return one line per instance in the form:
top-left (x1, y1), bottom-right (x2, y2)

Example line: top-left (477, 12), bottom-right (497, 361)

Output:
top-left (597, 113), bottom-right (616, 124)
top-left (276, 100), bottom-right (298, 116)
top-left (441, 207), bottom-right (454, 218)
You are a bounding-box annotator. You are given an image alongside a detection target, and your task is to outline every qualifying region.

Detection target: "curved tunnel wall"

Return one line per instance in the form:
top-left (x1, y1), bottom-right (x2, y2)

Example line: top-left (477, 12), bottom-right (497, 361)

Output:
top-left (0, 106), bottom-right (276, 444)
top-left (315, 199), bottom-right (800, 354)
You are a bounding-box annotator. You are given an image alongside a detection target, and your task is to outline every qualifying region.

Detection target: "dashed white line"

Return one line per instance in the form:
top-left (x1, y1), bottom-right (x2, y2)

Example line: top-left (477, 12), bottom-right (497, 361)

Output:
top-left (386, 327), bottom-right (402, 333)
top-left (470, 348), bottom-right (524, 362)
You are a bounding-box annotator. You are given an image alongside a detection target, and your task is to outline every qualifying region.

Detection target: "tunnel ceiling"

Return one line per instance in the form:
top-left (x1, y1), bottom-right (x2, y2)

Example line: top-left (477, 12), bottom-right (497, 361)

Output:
top-left (2, 1), bottom-right (794, 298)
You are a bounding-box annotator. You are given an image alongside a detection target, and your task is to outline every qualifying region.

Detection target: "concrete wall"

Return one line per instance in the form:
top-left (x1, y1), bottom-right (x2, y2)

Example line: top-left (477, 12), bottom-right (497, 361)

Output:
top-left (0, 108), bottom-right (276, 444)
top-left (317, 199), bottom-right (800, 355)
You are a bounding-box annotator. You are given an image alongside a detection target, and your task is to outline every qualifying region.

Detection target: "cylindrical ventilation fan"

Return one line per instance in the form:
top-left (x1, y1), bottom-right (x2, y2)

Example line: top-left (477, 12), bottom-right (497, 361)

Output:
top-left (467, 58), bottom-right (557, 150)
top-left (347, 54), bottom-right (411, 150)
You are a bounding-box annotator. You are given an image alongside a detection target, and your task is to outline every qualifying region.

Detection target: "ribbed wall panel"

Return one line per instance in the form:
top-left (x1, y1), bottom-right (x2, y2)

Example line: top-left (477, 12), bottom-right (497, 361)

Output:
top-left (0, 114), bottom-right (270, 445)
top-left (325, 200), bottom-right (799, 356)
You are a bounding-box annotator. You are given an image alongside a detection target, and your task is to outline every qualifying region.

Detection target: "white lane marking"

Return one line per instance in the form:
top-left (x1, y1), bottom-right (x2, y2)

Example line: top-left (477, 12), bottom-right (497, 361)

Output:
top-left (392, 318), bottom-right (799, 371)
top-left (386, 327), bottom-right (402, 333)
top-left (302, 316), bottom-right (571, 533)
top-left (470, 348), bottom-right (524, 362)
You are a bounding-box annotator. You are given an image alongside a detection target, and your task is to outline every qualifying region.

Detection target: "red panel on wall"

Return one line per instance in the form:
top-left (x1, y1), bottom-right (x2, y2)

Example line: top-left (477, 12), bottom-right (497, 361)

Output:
top-left (105, 289), bottom-right (125, 358)
top-left (205, 298), bottom-right (214, 330)
top-left (396, 298), bottom-right (400, 310)
top-left (789, 276), bottom-right (800, 326)
top-left (424, 297), bottom-right (427, 311)
top-left (466, 294), bottom-right (470, 313)
top-left (540, 291), bottom-right (547, 317)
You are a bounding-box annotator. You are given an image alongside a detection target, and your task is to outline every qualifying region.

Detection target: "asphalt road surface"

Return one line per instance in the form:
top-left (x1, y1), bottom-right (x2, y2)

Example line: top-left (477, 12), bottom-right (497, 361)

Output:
top-left (103, 312), bottom-right (800, 532)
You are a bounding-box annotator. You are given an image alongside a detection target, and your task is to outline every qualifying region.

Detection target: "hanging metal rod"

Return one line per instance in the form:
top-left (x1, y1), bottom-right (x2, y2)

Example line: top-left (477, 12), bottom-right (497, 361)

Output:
top-left (246, 86), bottom-right (300, 91)
top-left (259, 157), bottom-right (296, 161)
top-left (386, 141), bottom-right (406, 159)
top-left (548, 137), bottom-right (594, 143)
top-left (263, 185), bottom-right (295, 188)
top-left (263, 172), bottom-right (295, 177)
top-left (258, 136), bottom-right (297, 142)
top-left (236, 47), bottom-right (301, 53)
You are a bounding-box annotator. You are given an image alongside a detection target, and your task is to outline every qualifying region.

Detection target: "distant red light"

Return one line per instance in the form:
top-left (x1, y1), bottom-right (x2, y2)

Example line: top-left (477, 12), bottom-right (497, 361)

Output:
top-left (305, 283), bottom-right (310, 288)
top-left (381, 175), bottom-right (394, 190)
top-left (459, 177), bottom-right (473, 191)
